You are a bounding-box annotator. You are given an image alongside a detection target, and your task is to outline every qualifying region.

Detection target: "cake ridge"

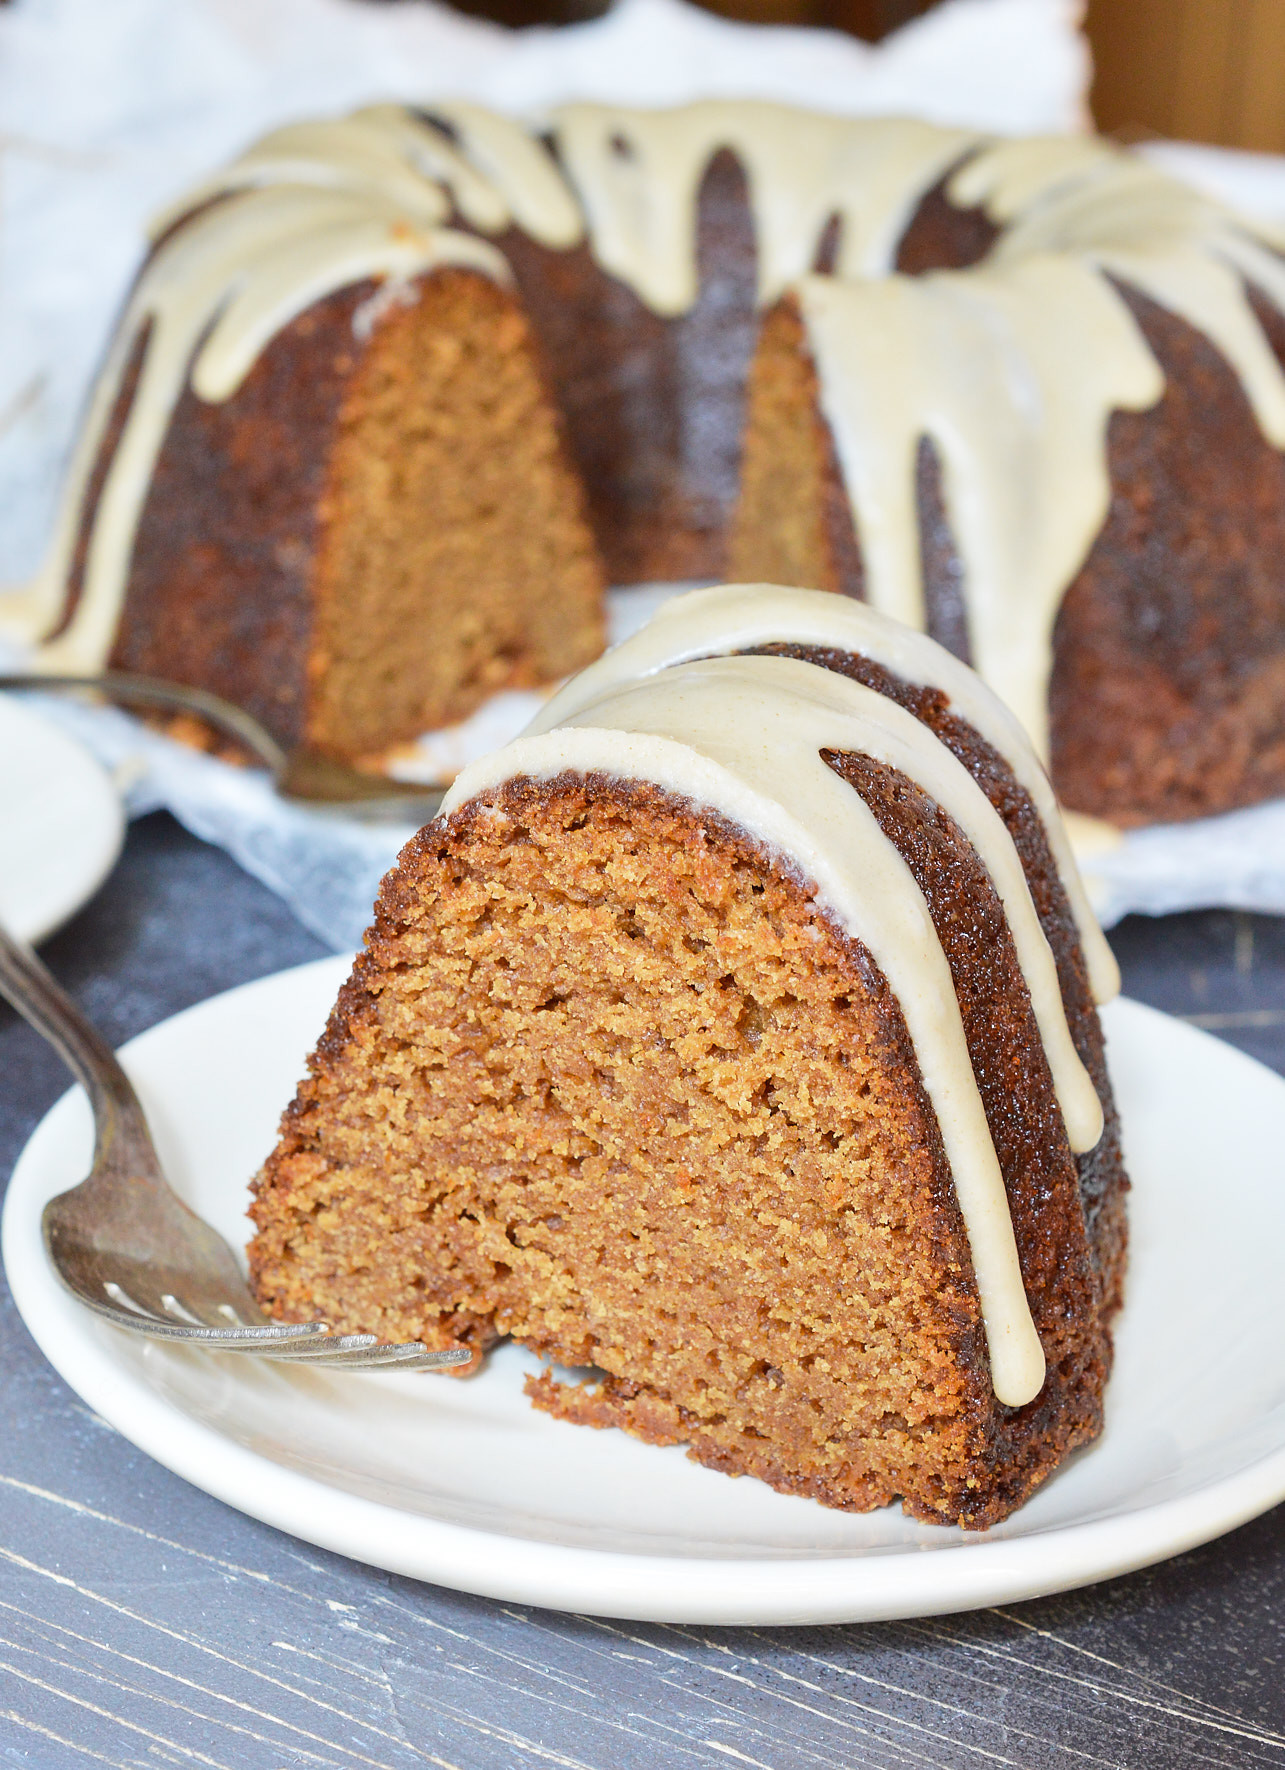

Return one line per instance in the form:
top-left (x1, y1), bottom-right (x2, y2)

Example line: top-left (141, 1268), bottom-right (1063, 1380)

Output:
top-left (550, 102), bottom-right (977, 312)
top-left (794, 257), bottom-right (1163, 756)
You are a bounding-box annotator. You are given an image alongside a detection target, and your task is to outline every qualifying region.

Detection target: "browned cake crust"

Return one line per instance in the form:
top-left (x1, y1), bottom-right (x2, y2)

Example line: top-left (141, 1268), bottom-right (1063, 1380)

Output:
top-left (891, 174), bottom-right (998, 277)
top-left (249, 758), bottom-right (1118, 1528)
top-left (1049, 287), bottom-right (1285, 824)
top-left (96, 266), bottom-right (604, 759)
top-left (103, 288), bottom-right (361, 747)
top-left (744, 642), bottom-right (1128, 1318)
top-left (494, 154), bottom-right (1000, 591)
top-left (731, 275), bottom-right (1285, 825)
top-left (492, 148), bottom-right (759, 585)
top-left (493, 149), bottom-right (1001, 594)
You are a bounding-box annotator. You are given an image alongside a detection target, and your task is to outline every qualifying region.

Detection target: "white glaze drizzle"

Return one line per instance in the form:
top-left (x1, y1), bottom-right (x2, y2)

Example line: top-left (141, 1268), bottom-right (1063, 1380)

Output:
top-left (977, 143), bottom-right (1285, 446)
top-left (795, 257), bottom-right (1163, 760)
top-left (145, 107), bottom-right (478, 236)
top-left (447, 650), bottom-right (1061, 1407)
top-left (426, 101), bottom-right (584, 248)
top-left (532, 583), bottom-right (1120, 1010)
top-left (552, 102), bottom-right (976, 313)
top-left (793, 132), bottom-right (1285, 758)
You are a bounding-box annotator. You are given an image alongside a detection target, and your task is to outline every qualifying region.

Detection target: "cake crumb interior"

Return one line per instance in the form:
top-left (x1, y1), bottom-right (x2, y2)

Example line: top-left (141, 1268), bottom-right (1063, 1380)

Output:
top-left (307, 268), bottom-right (604, 761)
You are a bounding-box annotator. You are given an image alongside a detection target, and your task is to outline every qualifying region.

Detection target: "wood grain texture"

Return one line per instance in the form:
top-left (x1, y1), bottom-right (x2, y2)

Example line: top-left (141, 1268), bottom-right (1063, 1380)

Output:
top-left (1088, 0), bottom-right (1285, 153)
top-left (1237, 2), bottom-right (1285, 158)
top-left (0, 813), bottom-right (1282, 1767)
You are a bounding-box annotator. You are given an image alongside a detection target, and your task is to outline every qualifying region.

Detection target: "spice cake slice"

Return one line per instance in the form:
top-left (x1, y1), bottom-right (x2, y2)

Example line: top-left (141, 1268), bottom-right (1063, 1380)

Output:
top-left (249, 586), bottom-right (1127, 1528)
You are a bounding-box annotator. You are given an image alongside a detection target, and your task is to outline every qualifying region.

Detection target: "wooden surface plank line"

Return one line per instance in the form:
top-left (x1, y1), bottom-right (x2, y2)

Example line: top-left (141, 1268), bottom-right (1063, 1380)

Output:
top-left (726, 1634), bottom-right (1130, 1770)
top-left (0, 1471), bottom-right (341, 1603)
top-left (0, 1601), bottom-right (415, 1767)
top-left (0, 1703), bottom-right (145, 1769)
top-left (990, 1606), bottom-right (1285, 1741)
top-left (630, 1618), bottom-right (1062, 1770)
top-left (270, 1641), bottom-right (407, 1694)
top-left (515, 1606), bottom-right (1015, 1769)
top-left (669, 1633), bottom-right (1064, 1770)
top-left (368, 1592), bottom-right (606, 1699)
top-left (0, 1544), bottom-right (411, 1770)
top-left (756, 1625), bottom-right (1251, 1767)
top-left (362, 1594), bottom-right (851, 1770)
top-left (669, 1623), bottom-right (1053, 1769)
top-left (570, 1617), bottom-right (992, 1770)
top-left (644, 1716), bottom-right (846, 1770)
top-left (287, 1595), bottom-right (833, 1770)
top-left (911, 1615), bottom-right (1285, 1753)
top-left (0, 1618), bottom-right (342, 1766)
top-left (0, 1651), bottom-right (242, 1769)
top-left (355, 1602), bottom-right (732, 1762)
top-left (264, 1648), bottom-right (478, 1770)
top-left (377, 1681), bottom-right (621, 1770)
top-left (268, 1626), bottom-right (713, 1770)
top-left (565, 1626), bottom-right (919, 1770)
top-left (426, 1663), bottom-right (731, 1768)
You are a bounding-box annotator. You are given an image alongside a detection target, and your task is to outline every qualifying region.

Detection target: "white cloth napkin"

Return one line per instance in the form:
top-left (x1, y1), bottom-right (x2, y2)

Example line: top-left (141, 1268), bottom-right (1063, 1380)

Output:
top-left (5, 0), bottom-right (1284, 948)
top-left (16, 579), bottom-right (1285, 949)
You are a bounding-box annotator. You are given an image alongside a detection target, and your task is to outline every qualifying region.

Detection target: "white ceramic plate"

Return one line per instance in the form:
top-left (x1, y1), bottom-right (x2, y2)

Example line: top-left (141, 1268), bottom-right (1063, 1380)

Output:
top-left (0, 695), bottom-right (125, 943)
top-left (5, 958), bottom-right (1284, 1624)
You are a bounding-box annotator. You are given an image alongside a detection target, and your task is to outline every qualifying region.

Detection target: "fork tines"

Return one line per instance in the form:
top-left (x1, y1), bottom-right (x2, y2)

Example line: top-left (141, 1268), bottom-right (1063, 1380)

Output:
top-left (94, 1285), bottom-right (470, 1370)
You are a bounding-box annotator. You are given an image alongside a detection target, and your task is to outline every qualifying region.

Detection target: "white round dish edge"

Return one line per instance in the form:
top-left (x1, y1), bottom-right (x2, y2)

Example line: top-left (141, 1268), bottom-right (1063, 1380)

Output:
top-left (0, 694), bottom-right (125, 944)
top-left (4, 956), bottom-right (1284, 1625)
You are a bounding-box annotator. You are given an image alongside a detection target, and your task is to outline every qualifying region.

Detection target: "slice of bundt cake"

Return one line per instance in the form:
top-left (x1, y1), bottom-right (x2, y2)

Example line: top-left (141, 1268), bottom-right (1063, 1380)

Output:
top-left (249, 586), bottom-right (1127, 1529)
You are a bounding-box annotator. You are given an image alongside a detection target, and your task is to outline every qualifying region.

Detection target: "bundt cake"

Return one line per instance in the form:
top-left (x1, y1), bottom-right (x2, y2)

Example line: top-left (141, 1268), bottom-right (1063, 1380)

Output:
top-left (19, 102), bottom-right (1285, 817)
top-left (249, 585), bottom-right (1128, 1528)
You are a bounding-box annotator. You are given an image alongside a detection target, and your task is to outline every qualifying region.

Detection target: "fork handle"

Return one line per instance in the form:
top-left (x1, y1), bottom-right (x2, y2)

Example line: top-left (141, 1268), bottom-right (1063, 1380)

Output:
top-left (0, 920), bottom-right (148, 1171)
top-left (1, 919), bottom-right (468, 1360)
top-left (0, 671), bottom-right (287, 772)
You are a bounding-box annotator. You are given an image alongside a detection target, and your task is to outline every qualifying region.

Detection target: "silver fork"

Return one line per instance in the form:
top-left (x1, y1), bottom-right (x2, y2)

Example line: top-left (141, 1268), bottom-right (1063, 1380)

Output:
top-left (0, 922), bottom-right (468, 1372)
top-left (0, 671), bottom-right (447, 823)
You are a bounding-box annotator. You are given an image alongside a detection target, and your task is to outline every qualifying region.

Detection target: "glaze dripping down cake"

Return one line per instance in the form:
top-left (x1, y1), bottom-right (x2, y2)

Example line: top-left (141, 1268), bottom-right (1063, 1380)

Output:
top-left (11, 102), bottom-right (1285, 817)
top-left (249, 586), bottom-right (1128, 1528)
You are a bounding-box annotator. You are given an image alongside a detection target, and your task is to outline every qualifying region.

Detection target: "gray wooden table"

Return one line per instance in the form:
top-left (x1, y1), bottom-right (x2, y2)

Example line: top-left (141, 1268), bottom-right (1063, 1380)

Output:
top-left (1, 812), bottom-right (1281, 1768)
